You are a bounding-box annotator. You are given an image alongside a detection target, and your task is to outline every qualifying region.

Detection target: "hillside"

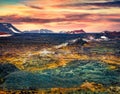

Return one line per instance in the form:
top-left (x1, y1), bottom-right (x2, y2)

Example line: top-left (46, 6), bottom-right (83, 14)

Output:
top-left (0, 23), bottom-right (21, 34)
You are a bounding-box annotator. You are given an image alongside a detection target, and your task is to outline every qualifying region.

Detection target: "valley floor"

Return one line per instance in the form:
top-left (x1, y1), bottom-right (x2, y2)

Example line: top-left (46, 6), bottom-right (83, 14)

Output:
top-left (0, 34), bottom-right (120, 94)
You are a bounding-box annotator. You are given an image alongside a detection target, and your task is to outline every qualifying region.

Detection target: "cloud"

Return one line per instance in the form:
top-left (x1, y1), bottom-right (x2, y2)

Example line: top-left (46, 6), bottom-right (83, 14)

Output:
top-left (25, 5), bottom-right (44, 9)
top-left (54, 1), bottom-right (120, 8)
top-left (108, 18), bottom-right (120, 22)
top-left (0, 15), bottom-right (66, 24)
top-left (0, 18), bottom-right (3, 20)
top-left (0, 14), bottom-right (120, 25)
top-left (89, 0), bottom-right (120, 7)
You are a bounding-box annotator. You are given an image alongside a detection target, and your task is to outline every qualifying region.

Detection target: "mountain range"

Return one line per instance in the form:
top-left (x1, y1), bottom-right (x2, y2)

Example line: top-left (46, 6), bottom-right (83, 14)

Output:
top-left (23, 29), bottom-right (54, 33)
top-left (0, 23), bottom-right (119, 39)
top-left (23, 29), bottom-right (86, 34)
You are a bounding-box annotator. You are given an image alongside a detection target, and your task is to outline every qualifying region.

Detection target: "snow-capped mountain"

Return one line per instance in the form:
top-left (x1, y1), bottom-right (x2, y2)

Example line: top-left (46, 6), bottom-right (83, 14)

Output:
top-left (0, 23), bottom-right (21, 37)
top-left (23, 29), bottom-right (54, 33)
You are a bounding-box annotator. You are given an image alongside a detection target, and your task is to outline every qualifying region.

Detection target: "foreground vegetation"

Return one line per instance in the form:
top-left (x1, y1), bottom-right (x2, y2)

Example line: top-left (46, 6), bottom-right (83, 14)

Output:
top-left (0, 34), bottom-right (120, 93)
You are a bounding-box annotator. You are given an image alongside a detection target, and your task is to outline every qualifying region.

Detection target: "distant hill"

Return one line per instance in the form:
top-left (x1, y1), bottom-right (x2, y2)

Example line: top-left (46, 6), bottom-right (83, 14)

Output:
top-left (23, 29), bottom-right (54, 33)
top-left (61, 29), bottom-right (86, 34)
top-left (102, 31), bottom-right (120, 38)
top-left (0, 23), bottom-right (21, 35)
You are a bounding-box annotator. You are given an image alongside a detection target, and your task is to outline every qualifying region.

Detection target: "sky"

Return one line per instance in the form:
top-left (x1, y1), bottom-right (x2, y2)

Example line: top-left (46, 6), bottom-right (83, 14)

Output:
top-left (0, 0), bottom-right (120, 32)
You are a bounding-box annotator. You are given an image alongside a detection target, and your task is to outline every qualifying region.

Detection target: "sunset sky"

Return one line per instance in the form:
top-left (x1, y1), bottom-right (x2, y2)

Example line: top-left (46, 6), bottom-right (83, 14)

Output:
top-left (0, 0), bottom-right (120, 32)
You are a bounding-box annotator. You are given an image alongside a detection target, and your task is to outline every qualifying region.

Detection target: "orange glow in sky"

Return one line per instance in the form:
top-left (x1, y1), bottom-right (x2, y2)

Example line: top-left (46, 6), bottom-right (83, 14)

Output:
top-left (0, 0), bottom-right (120, 32)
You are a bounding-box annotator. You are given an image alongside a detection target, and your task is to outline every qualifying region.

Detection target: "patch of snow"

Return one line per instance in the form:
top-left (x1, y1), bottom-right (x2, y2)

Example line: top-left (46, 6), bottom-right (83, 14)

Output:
top-left (9, 27), bottom-right (20, 33)
top-left (0, 34), bottom-right (12, 37)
